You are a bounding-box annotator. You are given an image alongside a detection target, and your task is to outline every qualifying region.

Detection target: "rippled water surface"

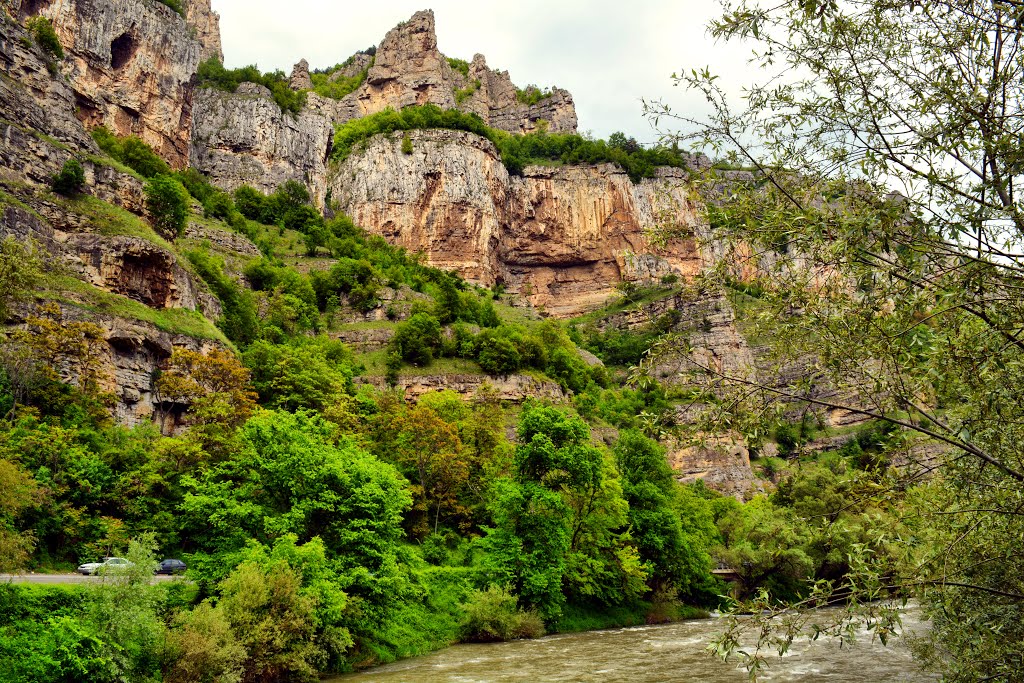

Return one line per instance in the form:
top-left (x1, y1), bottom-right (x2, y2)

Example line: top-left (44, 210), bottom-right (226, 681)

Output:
top-left (329, 608), bottom-right (936, 682)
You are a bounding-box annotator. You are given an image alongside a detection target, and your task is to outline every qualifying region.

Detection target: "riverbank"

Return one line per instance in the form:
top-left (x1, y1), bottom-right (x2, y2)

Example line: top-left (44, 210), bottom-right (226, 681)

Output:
top-left (328, 606), bottom-right (938, 682)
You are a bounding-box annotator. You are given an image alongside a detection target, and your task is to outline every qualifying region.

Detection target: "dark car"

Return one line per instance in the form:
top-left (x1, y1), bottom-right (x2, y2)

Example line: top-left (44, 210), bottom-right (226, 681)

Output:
top-left (154, 558), bottom-right (187, 575)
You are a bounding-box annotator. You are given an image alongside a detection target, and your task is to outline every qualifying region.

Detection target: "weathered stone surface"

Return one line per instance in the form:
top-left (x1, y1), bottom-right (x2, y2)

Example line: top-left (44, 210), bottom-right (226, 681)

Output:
top-left (464, 53), bottom-right (577, 134)
top-left (19, 302), bottom-right (223, 429)
top-left (330, 129), bottom-right (706, 317)
top-left (289, 58), bottom-right (312, 91)
top-left (330, 52), bottom-right (373, 81)
top-left (182, 220), bottom-right (261, 257)
top-left (667, 433), bottom-right (764, 500)
top-left (358, 10), bottom-right (456, 113)
top-left (358, 373), bottom-right (565, 403)
top-left (1, 203), bottom-right (225, 426)
top-left (189, 84), bottom-right (335, 205)
top-left (22, 0), bottom-right (207, 168)
top-left (64, 233), bottom-right (221, 317)
top-left (182, 0), bottom-right (221, 63)
top-left (0, 12), bottom-right (97, 156)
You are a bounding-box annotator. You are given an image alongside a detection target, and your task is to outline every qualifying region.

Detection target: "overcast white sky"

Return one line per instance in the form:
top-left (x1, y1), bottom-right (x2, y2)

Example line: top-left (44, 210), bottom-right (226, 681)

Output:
top-left (212, 0), bottom-right (755, 144)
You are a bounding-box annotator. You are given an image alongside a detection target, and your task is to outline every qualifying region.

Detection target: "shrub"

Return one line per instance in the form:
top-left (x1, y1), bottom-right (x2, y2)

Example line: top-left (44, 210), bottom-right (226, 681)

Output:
top-left (90, 127), bottom-right (170, 178)
top-left (401, 133), bottom-right (413, 155)
top-left (476, 332), bottom-right (521, 375)
top-left (51, 158), bottom-right (85, 195)
top-left (460, 586), bottom-right (545, 642)
top-left (446, 57), bottom-right (471, 78)
top-left (196, 58), bottom-right (306, 114)
top-left (390, 313), bottom-right (442, 366)
top-left (154, 0), bottom-right (185, 17)
top-left (144, 174), bottom-right (190, 238)
top-left (26, 16), bottom-right (63, 60)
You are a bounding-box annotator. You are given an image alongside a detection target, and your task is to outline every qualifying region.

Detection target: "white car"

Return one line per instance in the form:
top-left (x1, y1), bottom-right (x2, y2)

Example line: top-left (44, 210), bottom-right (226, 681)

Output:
top-left (76, 557), bottom-right (132, 575)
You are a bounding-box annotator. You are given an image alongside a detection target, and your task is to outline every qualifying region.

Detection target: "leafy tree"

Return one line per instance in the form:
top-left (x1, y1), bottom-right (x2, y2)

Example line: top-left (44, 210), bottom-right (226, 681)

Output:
top-left (0, 238), bottom-right (42, 323)
top-left (653, 0), bottom-right (1024, 676)
top-left (242, 337), bottom-right (352, 411)
top-left (155, 347), bottom-right (257, 441)
top-left (614, 431), bottom-right (712, 598)
top-left (181, 410), bottom-right (411, 572)
top-left (389, 313), bottom-right (442, 366)
top-left (144, 174), bottom-right (190, 238)
top-left (0, 457), bottom-right (39, 572)
top-left (484, 403), bottom-right (610, 621)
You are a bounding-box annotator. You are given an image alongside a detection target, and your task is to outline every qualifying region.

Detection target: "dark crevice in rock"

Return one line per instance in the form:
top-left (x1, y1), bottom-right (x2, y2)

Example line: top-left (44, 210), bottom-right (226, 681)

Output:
top-left (110, 31), bottom-right (138, 70)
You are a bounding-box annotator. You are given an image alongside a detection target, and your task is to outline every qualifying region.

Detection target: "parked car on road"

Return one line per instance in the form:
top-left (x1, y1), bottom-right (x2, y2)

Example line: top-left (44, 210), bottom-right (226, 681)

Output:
top-left (76, 557), bottom-right (132, 575)
top-left (154, 558), bottom-right (187, 575)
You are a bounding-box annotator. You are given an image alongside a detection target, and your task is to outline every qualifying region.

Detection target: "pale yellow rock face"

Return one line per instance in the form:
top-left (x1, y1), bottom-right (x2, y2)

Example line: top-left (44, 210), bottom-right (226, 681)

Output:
top-left (331, 129), bottom-right (707, 317)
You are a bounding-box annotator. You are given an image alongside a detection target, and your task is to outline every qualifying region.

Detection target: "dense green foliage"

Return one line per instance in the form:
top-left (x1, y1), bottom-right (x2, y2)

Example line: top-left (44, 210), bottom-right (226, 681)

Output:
top-left (26, 16), bottom-right (63, 60)
top-left (330, 104), bottom-right (690, 181)
top-left (51, 159), bottom-right (84, 196)
top-left (91, 127), bottom-right (170, 178)
top-left (144, 175), bottom-right (190, 238)
top-left (196, 58), bottom-right (307, 114)
top-left (154, 0), bottom-right (184, 17)
top-left (309, 62), bottom-right (371, 100)
top-left (515, 85), bottom-right (552, 106)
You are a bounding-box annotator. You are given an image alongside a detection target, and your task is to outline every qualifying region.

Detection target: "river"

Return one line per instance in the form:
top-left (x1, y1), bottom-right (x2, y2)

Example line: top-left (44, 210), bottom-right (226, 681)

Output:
top-left (329, 607), bottom-right (936, 682)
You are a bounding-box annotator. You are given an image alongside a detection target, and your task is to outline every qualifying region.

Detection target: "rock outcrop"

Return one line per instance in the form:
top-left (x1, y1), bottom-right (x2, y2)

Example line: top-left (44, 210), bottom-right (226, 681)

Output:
top-left (306, 11), bottom-right (577, 134)
top-left (289, 58), bottom-right (312, 91)
top-left (358, 373), bottom-right (565, 403)
top-left (190, 84), bottom-right (335, 204)
top-left (330, 129), bottom-right (705, 316)
top-left (15, 0), bottom-right (206, 167)
top-left (183, 0), bottom-right (222, 63)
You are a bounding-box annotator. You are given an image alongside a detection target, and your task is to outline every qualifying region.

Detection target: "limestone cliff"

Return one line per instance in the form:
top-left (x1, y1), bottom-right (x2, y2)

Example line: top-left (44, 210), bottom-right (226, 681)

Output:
top-left (309, 10), bottom-right (577, 134)
top-left (190, 9), bottom-right (577, 201)
top-left (190, 83), bottom-right (335, 204)
top-left (16, 0), bottom-right (213, 168)
top-left (0, 6), bottom-right (226, 426)
top-left (330, 129), bottom-right (705, 317)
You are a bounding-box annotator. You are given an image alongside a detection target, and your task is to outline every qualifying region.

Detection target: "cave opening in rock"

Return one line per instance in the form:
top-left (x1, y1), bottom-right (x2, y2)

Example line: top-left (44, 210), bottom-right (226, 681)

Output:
top-left (110, 31), bottom-right (137, 70)
top-left (19, 0), bottom-right (50, 20)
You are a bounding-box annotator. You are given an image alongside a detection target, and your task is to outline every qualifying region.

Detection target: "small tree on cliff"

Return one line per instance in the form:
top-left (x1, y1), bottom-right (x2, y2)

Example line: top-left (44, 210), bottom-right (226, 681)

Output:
top-left (145, 174), bottom-right (190, 238)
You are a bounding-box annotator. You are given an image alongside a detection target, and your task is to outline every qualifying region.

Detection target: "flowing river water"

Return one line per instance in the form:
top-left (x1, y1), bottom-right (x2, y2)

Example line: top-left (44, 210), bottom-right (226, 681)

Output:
top-left (329, 607), bottom-right (937, 682)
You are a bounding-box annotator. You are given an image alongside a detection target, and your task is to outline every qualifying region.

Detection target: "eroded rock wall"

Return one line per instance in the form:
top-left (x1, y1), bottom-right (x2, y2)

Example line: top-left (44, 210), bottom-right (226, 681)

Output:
top-left (18, 0), bottom-right (212, 168)
top-left (331, 129), bottom-right (705, 317)
top-left (190, 84), bottom-right (335, 205)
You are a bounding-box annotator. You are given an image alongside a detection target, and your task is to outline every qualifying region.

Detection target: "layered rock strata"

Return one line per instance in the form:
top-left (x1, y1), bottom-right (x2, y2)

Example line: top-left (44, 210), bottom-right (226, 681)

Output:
top-left (358, 373), bottom-right (565, 403)
top-left (330, 129), bottom-right (706, 317)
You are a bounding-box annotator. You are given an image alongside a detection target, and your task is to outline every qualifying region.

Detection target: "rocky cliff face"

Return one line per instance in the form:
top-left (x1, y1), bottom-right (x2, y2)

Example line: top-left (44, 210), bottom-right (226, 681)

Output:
top-left (14, 0), bottom-right (215, 168)
top-left (330, 129), bottom-right (705, 317)
top-left (1, 5), bottom-right (226, 426)
top-left (308, 10), bottom-right (577, 134)
top-left (191, 9), bottom-right (578, 202)
top-left (190, 83), bottom-right (335, 204)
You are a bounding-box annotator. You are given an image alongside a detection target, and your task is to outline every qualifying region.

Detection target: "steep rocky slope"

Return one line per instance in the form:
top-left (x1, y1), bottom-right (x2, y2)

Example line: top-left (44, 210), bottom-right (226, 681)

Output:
top-left (191, 9), bottom-right (577, 205)
top-left (7, 0), bottom-right (220, 167)
top-left (0, 3), bottom-right (227, 427)
top-left (331, 129), bottom-right (706, 317)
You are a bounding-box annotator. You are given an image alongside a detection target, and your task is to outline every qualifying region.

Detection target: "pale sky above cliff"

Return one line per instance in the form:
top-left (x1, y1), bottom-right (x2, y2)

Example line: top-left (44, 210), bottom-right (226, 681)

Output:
top-left (212, 0), bottom-right (751, 145)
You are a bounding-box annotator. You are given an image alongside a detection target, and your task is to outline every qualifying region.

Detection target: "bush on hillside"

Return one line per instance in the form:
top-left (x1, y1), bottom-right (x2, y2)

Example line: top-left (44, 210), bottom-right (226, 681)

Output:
top-left (51, 158), bottom-right (85, 196)
top-left (145, 174), bottom-right (190, 238)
